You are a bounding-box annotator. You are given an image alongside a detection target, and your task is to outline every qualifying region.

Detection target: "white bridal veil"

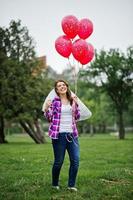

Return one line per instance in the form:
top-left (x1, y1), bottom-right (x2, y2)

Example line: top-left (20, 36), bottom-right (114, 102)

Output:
top-left (42, 89), bottom-right (92, 121)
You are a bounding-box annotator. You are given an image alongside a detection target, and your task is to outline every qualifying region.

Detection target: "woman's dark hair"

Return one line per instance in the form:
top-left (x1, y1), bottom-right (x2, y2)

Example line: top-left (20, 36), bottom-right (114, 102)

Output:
top-left (55, 79), bottom-right (73, 105)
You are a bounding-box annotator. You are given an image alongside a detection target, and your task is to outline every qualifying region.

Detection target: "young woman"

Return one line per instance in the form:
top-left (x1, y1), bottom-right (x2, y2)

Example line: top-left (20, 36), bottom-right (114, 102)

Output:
top-left (44, 80), bottom-right (80, 191)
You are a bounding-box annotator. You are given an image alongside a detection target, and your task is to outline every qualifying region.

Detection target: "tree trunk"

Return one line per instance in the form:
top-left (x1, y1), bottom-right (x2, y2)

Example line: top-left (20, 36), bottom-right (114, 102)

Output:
top-left (118, 111), bottom-right (125, 139)
top-left (20, 120), bottom-right (46, 144)
top-left (101, 123), bottom-right (106, 133)
top-left (0, 116), bottom-right (7, 144)
top-left (90, 124), bottom-right (95, 136)
top-left (34, 119), bottom-right (47, 143)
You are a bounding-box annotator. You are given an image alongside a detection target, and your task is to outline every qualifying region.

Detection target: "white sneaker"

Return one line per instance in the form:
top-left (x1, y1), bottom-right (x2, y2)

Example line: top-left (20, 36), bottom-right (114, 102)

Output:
top-left (67, 187), bottom-right (78, 192)
top-left (52, 186), bottom-right (60, 190)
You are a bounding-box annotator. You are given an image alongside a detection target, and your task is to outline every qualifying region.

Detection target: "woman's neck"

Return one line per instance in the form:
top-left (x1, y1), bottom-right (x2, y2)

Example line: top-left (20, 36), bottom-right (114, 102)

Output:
top-left (59, 93), bottom-right (67, 99)
top-left (60, 94), bottom-right (69, 104)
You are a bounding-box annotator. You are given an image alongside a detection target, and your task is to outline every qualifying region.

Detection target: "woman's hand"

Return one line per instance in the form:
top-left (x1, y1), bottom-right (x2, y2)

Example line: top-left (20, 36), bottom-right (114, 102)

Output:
top-left (72, 96), bottom-right (78, 104)
top-left (45, 99), bottom-right (52, 111)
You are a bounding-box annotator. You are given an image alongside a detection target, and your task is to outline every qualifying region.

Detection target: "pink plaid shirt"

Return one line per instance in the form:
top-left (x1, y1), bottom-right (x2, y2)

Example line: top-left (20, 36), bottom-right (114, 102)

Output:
top-left (44, 97), bottom-right (80, 139)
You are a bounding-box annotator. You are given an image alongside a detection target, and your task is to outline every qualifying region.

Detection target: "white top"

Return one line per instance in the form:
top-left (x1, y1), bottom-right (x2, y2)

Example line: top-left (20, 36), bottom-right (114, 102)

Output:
top-left (59, 104), bottom-right (73, 133)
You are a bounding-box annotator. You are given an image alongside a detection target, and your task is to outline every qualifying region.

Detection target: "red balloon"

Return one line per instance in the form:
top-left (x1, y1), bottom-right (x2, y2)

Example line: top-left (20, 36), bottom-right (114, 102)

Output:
top-left (80, 43), bottom-right (95, 65)
top-left (55, 35), bottom-right (72, 58)
top-left (72, 39), bottom-right (88, 62)
top-left (78, 18), bottom-right (93, 39)
top-left (61, 15), bottom-right (79, 39)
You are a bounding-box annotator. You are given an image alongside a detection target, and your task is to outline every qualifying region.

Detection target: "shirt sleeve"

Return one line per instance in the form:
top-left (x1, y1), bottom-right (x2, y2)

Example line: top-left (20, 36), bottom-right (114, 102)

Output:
top-left (44, 105), bottom-right (53, 122)
top-left (74, 103), bottom-right (80, 120)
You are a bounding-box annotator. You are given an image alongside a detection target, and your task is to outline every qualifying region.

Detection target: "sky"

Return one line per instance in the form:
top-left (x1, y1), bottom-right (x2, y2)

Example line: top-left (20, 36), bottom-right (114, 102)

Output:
top-left (0, 0), bottom-right (133, 73)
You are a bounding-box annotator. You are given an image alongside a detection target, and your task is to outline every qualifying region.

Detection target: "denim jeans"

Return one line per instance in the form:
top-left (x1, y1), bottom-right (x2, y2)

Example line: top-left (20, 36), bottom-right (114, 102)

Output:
top-left (52, 132), bottom-right (80, 187)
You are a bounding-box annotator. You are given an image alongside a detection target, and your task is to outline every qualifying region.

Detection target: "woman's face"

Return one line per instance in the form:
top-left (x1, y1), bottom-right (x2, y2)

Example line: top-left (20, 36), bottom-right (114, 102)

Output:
top-left (56, 81), bottom-right (68, 95)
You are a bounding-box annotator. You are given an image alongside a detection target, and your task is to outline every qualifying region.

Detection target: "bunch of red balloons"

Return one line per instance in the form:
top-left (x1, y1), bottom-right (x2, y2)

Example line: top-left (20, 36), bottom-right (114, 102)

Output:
top-left (55, 15), bottom-right (94, 65)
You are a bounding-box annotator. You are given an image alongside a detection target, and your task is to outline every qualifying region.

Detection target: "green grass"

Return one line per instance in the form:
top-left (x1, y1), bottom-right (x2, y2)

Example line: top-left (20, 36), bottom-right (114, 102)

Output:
top-left (0, 134), bottom-right (133, 200)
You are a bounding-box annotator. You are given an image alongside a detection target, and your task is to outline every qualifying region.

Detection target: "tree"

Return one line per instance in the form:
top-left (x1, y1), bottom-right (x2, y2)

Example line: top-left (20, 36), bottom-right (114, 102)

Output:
top-left (84, 47), bottom-right (133, 139)
top-left (0, 20), bottom-right (51, 143)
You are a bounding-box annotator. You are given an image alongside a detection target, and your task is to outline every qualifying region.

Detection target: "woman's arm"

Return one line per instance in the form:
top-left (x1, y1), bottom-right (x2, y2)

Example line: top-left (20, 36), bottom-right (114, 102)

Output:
top-left (74, 103), bottom-right (80, 120)
top-left (72, 96), bottom-right (80, 120)
top-left (44, 100), bottom-right (53, 122)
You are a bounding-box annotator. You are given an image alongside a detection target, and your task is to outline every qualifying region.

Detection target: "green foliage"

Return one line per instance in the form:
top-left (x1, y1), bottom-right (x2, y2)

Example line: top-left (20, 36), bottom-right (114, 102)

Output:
top-left (0, 134), bottom-right (132, 199)
top-left (124, 95), bottom-right (133, 126)
top-left (0, 20), bottom-right (35, 61)
top-left (90, 47), bottom-right (133, 112)
top-left (0, 20), bottom-right (54, 122)
top-left (76, 79), bottom-right (115, 133)
top-left (0, 20), bottom-right (36, 119)
top-left (0, 19), bottom-right (55, 143)
top-left (80, 47), bottom-right (133, 138)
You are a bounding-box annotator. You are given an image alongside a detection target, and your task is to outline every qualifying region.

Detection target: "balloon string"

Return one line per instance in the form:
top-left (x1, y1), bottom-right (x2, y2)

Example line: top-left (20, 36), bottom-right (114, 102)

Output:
top-left (68, 58), bottom-right (75, 91)
top-left (74, 65), bottom-right (77, 95)
top-left (68, 58), bottom-right (78, 95)
top-left (68, 57), bottom-right (72, 67)
top-left (72, 57), bottom-right (78, 95)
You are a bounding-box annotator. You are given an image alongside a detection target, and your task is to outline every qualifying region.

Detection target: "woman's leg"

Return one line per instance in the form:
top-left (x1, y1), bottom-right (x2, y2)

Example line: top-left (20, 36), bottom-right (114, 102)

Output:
top-left (52, 133), bottom-right (66, 186)
top-left (67, 136), bottom-right (80, 187)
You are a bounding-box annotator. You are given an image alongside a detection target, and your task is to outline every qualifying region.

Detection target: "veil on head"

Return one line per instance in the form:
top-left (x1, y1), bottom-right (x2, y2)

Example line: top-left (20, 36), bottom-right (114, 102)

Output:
top-left (42, 89), bottom-right (92, 121)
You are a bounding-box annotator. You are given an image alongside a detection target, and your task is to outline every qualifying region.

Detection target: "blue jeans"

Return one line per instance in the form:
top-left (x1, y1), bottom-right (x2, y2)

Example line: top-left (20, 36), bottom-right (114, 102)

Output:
top-left (52, 132), bottom-right (80, 187)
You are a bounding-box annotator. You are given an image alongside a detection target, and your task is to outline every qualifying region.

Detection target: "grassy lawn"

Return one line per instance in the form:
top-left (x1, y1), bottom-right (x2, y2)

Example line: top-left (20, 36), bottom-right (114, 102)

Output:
top-left (0, 133), bottom-right (133, 200)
